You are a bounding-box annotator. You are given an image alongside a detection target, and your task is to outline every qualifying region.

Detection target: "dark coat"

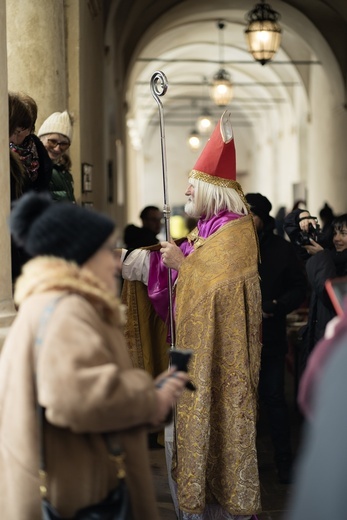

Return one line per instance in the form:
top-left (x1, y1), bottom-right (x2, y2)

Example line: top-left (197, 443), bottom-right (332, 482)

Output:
top-left (258, 217), bottom-right (307, 356)
top-left (10, 136), bottom-right (53, 282)
top-left (305, 248), bottom-right (347, 348)
top-left (284, 209), bottom-right (347, 372)
top-left (49, 164), bottom-right (76, 202)
top-left (123, 224), bottom-right (159, 249)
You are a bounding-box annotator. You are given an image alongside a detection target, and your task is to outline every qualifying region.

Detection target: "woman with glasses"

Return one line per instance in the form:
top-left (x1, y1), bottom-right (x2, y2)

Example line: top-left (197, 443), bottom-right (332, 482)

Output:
top-left (38, 110), bottom-right (76, 202)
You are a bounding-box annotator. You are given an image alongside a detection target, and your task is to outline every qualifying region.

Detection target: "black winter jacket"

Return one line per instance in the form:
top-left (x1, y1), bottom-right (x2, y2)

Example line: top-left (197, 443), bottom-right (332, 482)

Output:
top-left (305, 248), bottom-right (347, 348)
top-left (258, 217), bottom-right (307, 356)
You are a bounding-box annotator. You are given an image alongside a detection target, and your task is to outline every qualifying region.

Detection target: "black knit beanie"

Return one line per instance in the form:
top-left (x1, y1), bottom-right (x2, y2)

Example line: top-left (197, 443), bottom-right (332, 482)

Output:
top-left (10, 192), bottom-right (115, 265)
top-left (245, 193), bottom-right (272, 224)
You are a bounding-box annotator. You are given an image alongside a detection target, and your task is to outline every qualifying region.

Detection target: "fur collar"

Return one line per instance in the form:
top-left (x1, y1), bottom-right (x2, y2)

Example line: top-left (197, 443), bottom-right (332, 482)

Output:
top-left (14, 257), bottom-right (125, 326)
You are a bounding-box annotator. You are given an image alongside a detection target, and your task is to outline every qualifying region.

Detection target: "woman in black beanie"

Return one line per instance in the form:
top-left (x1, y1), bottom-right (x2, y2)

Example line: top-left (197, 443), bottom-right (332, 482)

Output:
top-left (0, 192), bottom-right (188, 520)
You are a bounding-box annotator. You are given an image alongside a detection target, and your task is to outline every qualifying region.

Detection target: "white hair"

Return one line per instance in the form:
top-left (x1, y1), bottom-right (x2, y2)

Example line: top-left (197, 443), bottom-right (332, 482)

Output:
top-left (186, 177), bottom-right (248, 220)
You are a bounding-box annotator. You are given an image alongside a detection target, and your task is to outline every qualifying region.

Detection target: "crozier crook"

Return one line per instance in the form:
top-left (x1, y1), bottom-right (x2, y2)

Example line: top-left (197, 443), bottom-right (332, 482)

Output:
top-left (150, 71), bottom-right (176, 349)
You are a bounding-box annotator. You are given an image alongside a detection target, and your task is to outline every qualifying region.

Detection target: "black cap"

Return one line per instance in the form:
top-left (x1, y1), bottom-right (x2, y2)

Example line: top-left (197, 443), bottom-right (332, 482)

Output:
top-left (245, 193), bottom-right (272, 224)
top-left (10, 193), bottom-right (115, 265)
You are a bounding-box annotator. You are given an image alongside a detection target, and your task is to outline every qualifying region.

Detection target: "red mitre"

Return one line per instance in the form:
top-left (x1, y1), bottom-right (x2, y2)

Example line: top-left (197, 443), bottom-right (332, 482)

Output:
top-left (190, 110), bottom-right (236, 187)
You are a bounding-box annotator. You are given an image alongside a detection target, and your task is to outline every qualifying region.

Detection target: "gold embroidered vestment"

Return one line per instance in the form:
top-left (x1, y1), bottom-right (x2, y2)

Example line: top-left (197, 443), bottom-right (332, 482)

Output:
top-left (173, 215), bottom-right (262, 515)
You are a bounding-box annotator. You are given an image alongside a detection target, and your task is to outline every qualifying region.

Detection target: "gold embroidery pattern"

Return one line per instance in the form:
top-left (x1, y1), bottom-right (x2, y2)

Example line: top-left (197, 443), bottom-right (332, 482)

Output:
top-left (190, 170), bottom-right (242, 189)
top-left (122, 280), bottom-right (146, 370)
top-left (187, 227), bottom-right (199, 243)
top-left (187, 227), bottom-right (207, 250)
top-left (173, 215), bottom-right (262, 515)
top-left (122, 280), bottom-right (169, 376)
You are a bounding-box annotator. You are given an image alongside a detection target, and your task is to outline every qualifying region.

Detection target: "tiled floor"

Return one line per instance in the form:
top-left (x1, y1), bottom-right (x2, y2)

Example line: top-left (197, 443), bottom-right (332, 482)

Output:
top-left (150, 369), bottom-right (303, 520)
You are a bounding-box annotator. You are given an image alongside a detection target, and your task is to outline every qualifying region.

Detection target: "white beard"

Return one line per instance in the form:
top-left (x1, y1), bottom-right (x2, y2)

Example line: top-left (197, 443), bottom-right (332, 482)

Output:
top-left (185, 200), bottom-right (200, 218)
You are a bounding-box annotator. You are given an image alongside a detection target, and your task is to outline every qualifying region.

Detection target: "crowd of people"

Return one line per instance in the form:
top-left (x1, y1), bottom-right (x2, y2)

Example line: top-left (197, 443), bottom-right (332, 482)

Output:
top-left (1, 99), bottom-right (346, 519)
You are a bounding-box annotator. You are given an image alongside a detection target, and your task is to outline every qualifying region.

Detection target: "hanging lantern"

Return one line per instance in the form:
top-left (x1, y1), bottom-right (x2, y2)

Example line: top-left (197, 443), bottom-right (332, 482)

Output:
top-left (211, 69), bottom-right (233, 107)
top-left (210, 21), bottom-right (233, 107)
top-left (245, 0), bottom-right (282, 66)
top-left (187, 129), bottom-right (201, 151)
top-left (196, 109), bottom-right (213, 134)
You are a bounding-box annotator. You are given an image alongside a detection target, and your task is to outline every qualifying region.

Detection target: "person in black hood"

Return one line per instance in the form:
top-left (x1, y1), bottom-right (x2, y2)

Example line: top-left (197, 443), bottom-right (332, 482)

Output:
top-left (246, 193), bottom-right (307, 484)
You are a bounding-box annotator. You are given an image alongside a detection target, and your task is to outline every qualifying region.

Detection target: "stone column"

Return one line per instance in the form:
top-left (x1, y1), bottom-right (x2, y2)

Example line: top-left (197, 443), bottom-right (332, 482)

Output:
top-left (0, 0), bottom-right (16, 348)
top-left (6, 0), bottom-right (82, 201)
top-left (6, 0), bottom-right (67, 127)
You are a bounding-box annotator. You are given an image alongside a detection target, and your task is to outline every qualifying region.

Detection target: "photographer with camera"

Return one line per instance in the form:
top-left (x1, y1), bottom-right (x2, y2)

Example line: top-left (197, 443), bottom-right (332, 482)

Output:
top-left (284, 208), bottom-right (347, 376)
top-left (284, 208), bottom-right (331, 255)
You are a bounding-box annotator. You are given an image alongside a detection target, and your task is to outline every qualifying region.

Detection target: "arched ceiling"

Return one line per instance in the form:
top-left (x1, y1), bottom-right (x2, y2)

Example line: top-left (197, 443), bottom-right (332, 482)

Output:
top-left (103, 0), bottom-right (347, 217)
top-left (104, 0), bottom-right (346, 142)
top-left (128, 14), bottom-right (310, 138)
top-left (105, 0), bottom-right (347, 85)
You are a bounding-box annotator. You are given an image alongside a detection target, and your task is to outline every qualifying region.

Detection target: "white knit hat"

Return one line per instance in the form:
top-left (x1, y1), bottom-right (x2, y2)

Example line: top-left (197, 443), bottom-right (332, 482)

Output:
top-left (37, 110), bottom-right (73, 141)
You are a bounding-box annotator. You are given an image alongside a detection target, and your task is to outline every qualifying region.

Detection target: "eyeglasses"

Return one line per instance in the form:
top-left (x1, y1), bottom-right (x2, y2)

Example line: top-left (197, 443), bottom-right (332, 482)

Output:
top-left (47, 138), bottom-right (70, 150)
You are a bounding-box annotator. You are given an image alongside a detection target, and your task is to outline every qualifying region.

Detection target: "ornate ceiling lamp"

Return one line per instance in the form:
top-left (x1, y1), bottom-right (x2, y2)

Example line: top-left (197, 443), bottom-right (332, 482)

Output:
top-left (210, 21), bottom-right (233, 106)
top-left (196, 109), bottom-right (213, 135)
top-left (245, 0), bottom-right (282, 65)
top-left (187, 129), bottom-right (201, 151)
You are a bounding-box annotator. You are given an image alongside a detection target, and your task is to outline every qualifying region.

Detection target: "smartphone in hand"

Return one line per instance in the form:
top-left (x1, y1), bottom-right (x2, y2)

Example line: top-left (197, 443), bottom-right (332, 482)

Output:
top-left (169, 349), bottom-right (196, 391)
top-left (169, 349), bottom-right (193, 372)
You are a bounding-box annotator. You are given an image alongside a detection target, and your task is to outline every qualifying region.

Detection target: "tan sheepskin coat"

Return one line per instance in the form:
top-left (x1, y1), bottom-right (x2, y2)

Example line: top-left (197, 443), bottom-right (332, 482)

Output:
top-left (0, 257), bottom-right (161, 520)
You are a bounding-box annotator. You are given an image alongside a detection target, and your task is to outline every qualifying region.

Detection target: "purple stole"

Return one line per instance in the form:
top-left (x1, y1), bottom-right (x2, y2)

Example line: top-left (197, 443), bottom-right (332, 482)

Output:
top-left (147, 210), bottom-right (241, 324)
